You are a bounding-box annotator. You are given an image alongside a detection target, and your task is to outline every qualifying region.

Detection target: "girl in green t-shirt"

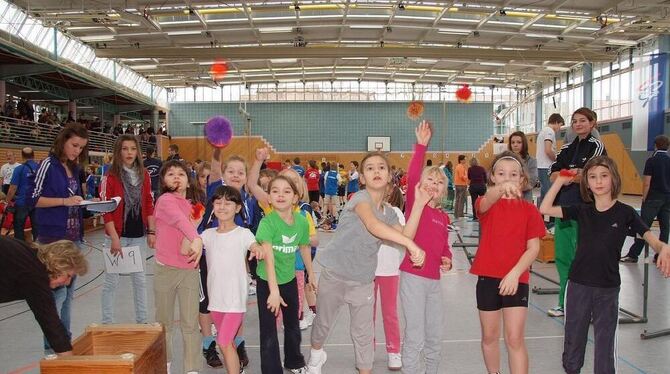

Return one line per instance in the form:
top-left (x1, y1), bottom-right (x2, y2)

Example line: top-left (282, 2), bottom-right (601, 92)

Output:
top-left (254, 175), bottom-right (316, 374)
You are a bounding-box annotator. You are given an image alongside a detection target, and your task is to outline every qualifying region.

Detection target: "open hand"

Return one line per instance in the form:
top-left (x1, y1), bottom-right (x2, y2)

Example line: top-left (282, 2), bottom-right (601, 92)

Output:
top-left (499, 182), bottom-right (522, 199)
top-left (656, 244), bottom-right (670, 278)
top-left (415, 120), bottom-right (432, 146)
top-left (256, 147), bottom-right (269, 162)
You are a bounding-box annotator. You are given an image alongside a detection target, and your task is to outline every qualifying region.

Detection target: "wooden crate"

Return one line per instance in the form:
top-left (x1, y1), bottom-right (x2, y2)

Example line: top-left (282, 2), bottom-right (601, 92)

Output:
top-left (40, 323), bottom-right (167, 374)
top-left (537, 234), bottom-right (555, 263)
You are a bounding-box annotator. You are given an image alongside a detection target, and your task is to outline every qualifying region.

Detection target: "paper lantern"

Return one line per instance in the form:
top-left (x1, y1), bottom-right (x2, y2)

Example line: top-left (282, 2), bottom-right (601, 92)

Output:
top-left (455, 84), bottom-right (472, 103)
top-left (204, 116), bottom-right (233, 148)
top-left (210, 61), bottom-right (228, 80)
top-left (407, 100), bottom-right (425, 120)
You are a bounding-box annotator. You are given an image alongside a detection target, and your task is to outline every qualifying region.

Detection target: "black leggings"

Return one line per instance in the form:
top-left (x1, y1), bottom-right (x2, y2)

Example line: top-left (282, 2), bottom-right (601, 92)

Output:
top-left (469, 184), bottom-right (487, 219)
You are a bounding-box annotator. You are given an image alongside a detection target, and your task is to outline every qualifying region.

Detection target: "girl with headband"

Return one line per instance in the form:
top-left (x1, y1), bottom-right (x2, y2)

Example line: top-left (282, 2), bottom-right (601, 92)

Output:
top-left (470, 151), bottom-right (546, 374)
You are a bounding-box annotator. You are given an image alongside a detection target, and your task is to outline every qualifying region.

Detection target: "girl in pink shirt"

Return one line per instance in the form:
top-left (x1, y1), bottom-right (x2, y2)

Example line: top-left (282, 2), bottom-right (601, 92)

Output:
top-left (400, 121), bottom-right (453, 374)
top-left (153, 159), bottom-right (204, 373)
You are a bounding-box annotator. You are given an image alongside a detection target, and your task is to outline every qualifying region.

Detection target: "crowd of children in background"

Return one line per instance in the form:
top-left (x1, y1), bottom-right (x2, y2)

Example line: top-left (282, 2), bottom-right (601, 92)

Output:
top-left (2, 107), bottom-right (670, 374)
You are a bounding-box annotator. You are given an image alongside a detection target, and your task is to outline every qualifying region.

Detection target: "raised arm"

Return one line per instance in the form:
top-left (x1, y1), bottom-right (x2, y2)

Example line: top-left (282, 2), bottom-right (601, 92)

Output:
top-left (539, 174), bottom-right (573, 218)
top-left (406, 120), bottom-right (431, 211)
top-left (402, 182), bottom-right (432, 239)
top-left (247, 147), bottom-right (271, 209)
top-left (210, 147), bottom-right (223, 184)
top-left (478, 181), bottom-right (522, 215)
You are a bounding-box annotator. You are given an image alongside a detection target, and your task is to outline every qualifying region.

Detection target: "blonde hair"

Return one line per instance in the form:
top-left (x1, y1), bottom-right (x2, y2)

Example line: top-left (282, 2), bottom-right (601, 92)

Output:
top-left (223, 155), bottom-right (248, 173)
top-left (279, 168), bottom-right (309, 202)
top-left (36, 240), bottom-right (88, 278)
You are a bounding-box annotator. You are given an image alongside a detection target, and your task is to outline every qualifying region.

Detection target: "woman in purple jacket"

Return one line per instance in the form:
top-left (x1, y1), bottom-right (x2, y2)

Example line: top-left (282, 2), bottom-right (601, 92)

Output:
top-left (32, 123), bottom-right (89, 350)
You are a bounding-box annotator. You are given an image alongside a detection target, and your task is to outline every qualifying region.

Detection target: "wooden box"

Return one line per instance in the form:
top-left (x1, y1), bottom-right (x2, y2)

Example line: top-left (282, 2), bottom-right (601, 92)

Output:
top-left (537, 234), bottom-right (555, 263)
top-left (40, 323), bottom-right (167, 374)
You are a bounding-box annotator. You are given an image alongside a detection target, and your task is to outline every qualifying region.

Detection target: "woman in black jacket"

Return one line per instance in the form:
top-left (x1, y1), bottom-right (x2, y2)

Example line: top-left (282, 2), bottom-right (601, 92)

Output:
top-left (0, 238), bottom-right (88, 355)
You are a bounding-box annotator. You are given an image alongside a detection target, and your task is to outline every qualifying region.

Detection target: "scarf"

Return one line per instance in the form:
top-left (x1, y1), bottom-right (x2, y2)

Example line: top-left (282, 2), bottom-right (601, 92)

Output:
top-left (121, 166), bottom-right (142, 223)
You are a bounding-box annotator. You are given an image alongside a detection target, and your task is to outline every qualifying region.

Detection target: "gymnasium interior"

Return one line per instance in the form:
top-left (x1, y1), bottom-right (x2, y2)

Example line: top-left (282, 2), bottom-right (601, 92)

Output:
top-left (0, 1), bottom-right (669, 373)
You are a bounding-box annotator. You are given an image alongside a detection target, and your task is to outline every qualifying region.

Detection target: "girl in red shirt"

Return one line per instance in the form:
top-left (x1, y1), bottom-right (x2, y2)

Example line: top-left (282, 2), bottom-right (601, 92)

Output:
top-left (470, 151), bottom-right (546, 374)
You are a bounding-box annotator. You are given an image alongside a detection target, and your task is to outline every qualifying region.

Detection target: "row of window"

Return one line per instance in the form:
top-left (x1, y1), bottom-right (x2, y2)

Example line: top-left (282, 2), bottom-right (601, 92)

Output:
top-left (0, 1), bottom-right (165, 107)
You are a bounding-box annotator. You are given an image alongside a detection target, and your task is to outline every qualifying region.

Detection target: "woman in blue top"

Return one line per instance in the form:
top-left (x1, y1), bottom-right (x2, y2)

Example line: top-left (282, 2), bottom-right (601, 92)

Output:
top-left (32, 123), bottom-right (89, 350)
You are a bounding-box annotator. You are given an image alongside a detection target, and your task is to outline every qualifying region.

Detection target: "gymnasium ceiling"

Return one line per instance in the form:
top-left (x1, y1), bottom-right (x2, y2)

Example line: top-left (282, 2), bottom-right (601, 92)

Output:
top-left (12, 1), bottom-right (670, 89)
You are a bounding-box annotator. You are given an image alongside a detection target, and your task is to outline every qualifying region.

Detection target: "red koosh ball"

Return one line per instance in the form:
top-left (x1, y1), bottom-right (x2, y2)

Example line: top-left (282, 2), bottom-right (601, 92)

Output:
top-left (210, 61), bottom-right (228, 80)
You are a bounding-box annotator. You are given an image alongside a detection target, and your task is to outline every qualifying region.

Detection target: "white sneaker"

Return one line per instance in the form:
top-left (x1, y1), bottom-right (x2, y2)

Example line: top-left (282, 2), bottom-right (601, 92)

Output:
top-left (388, 353), bottom-right (402, 371)
top-left (248, 282), bottom-right (256, 296)
top-left (547, 306), bottom-right (564, 317)
top-left (306, 349), bottom-right (327, 374)
top-left (299, 309), bottom-right (316, 330)
top-left (288, 367), bottom-right (308, 374)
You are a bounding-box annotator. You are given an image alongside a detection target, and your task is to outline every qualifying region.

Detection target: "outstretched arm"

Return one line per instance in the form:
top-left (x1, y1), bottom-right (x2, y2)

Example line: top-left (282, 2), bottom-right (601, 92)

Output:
top-left (643, 232), bottom-right (670, 277)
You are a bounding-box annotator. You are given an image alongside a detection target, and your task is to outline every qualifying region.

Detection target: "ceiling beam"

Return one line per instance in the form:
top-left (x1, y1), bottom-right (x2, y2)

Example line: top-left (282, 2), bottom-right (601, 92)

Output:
top-left (95, 46), bottom-right (616, 62)
top-left (520, 14), bottom-right (544, 31)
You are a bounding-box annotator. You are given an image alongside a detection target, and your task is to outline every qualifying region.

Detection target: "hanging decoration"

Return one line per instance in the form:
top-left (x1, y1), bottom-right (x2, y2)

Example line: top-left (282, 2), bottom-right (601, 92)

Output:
top-left (407, 100), bottom-right (425, 120)
top-left (204, 115), bottom-right (233, 148)
top-left (455, 84), bottom-right (473, 103)
top-left (209, 60), bottom-right (229, 81)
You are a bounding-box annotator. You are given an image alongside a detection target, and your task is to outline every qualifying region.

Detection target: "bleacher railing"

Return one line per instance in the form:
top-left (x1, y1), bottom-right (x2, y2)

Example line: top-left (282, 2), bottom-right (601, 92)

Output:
top-left (0, 116), bottom-right (154, 155)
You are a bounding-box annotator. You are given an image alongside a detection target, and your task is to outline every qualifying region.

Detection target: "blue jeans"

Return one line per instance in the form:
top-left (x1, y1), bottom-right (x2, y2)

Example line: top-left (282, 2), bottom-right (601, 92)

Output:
top-left (13, 204), bottom-right (37, 242)
top-left (44, 241), bottom-right (81, 350)
top-left (538, 168), bottom-right (551, 207)
top-left (101, 236), bottom-right (148, 324)
top-left (625, 193), bottom-right (670, 259)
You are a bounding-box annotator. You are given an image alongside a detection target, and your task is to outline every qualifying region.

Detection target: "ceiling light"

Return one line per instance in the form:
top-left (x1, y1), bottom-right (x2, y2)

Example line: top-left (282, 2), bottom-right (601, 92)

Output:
top-left (79, 35), bottom-right (116, 42)
top-left (259, 27), bottom-right (293, 33)
top-left (525, 33), bottom-right (555, 38)
top-left (19, 90), bottom-right (40, 93)
top-left (488, 20), bottom-right (524, 26)
top-left (270, 58), bottom-right (297, 63)
top-left (442, 17), bottom-right (479, 23)
top-left (131, 65), bottom-right (158, 70)
top-left (531, 23), bottom-right (566, 29)
top-left (576, 26), bottom-right (600, 31)
top-left (604, 38), bottom-right (638, 46)
top-left (415, 58), bottom-right (438, 64)
top-left (350, 25), bottom-right (384, 29)
top-left (165, 30), bottom-right (202, 36)
top-left (480, 62), bottom-right (506, 66)
top-left (437, 28), bottom-right (471, 35)
top-left (545, 66), bottom-right (571, 72)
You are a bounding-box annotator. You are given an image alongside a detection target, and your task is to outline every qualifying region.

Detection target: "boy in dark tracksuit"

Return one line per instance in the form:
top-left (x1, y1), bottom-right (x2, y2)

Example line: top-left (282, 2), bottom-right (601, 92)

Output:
top-left (547, 118), bottom-right (606, 317)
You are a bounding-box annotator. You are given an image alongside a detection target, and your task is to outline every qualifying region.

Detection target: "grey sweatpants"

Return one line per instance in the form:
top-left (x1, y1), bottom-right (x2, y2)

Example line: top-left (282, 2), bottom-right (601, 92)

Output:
top-left (310, 268), bottom-right (375, 370)
top-left (400, 271), bottom-right (443, 374)
top-left (563, 281), bottom-right (620, 374)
